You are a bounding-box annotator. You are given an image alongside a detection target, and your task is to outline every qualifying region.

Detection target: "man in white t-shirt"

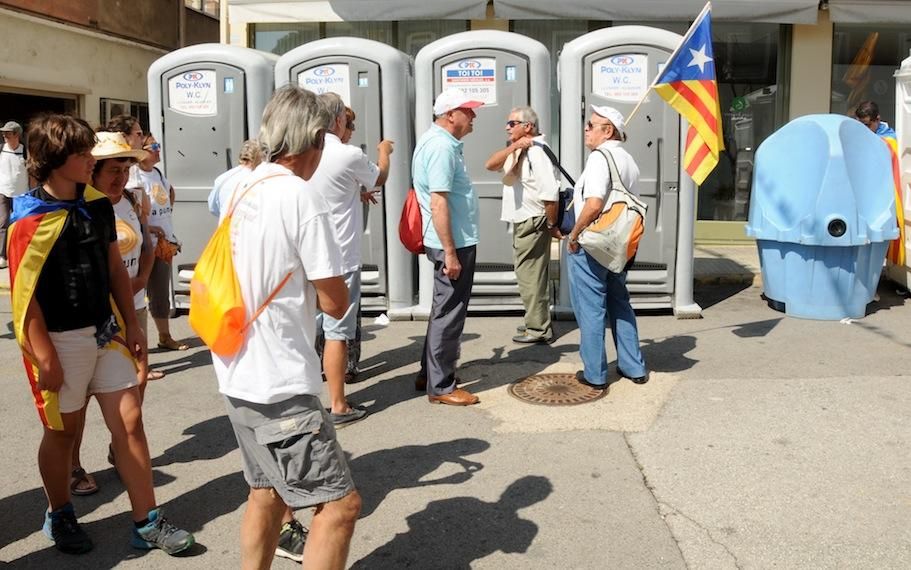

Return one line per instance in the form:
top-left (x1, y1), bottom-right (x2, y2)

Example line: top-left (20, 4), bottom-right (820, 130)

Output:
top-left (311, 92), bottom-right (393, 426)
top-left (214, 85), bottom-right (361, 569)
top-left (0, 121), bottom-right (29, 268)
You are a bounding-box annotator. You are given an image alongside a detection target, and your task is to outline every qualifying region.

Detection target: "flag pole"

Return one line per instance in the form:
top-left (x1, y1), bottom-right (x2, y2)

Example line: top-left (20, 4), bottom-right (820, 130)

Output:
top-left (624, 1), bottom-right (712, 125)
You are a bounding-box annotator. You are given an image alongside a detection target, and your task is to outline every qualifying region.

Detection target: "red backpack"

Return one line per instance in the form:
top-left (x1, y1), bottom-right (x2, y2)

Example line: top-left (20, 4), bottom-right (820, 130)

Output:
top-left (398, 188), bottom-right (425, 254)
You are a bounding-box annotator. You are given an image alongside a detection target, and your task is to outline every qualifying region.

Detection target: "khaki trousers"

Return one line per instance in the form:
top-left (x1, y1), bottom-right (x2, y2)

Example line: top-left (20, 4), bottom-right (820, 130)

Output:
top-left (513, 215), bottom-right (552, 338)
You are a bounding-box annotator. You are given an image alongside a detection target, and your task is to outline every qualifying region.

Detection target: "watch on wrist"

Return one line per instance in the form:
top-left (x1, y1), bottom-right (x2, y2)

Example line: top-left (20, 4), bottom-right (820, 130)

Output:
top-left (568, 235), bottom-right (578, 244)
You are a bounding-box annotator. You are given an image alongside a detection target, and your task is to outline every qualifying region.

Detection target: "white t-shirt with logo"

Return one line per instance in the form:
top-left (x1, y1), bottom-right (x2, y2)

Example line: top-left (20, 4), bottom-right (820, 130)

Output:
top-left (112, 196), bottom-right (146, 310)
top-left (129, 165), bottom-right (174, 246)
top-left (212, 162), bottom-right (345, 404)
top-left (309, 133), bottom-right (380, 273)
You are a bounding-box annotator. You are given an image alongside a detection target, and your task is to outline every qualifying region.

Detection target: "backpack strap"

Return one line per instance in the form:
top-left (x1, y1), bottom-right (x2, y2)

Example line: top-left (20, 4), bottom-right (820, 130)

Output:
top-left (225, 173), bottom-right (288, 218)
top-left (593, 149), bottom-right (633, 197)
top-left (221, 172), bottom-right (296, 326)
top-left (534, 141), bottom-right (576, 186)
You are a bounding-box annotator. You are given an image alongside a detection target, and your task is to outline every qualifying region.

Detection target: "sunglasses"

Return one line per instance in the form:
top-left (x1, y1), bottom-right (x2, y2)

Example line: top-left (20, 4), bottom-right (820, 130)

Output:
top-left (585, 120), bottom-right (611, 131)
top-left (506, 120), bottom-right (528, 128)
top-left (346, 122), bottom-right (355, 131)
top-left (144, 143), bottom-right (161, 152)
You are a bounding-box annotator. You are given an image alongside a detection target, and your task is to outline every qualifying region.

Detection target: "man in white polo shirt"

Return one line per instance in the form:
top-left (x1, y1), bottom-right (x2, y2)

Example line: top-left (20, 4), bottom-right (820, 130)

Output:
top-left (312, 92), bottom-right (393, 426)
top-left (485, 106), bottom-right (561, 344)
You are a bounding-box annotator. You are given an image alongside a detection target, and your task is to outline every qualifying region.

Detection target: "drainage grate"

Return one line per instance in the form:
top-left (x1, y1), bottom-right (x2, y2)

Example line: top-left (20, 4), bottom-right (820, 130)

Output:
top-left (507, 373), bottom-right (608, 406)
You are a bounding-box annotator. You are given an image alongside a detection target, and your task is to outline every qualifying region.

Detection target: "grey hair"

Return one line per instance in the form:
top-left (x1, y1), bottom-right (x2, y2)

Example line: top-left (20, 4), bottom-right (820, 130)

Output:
top-left (238, 139), bottom-right (264, 167)
top-left (259, 86), bottom-right (329, 162)
top-left (511, 106), bottom-right (539, 134)
top-left (318, 92), bottom-right (346, 127)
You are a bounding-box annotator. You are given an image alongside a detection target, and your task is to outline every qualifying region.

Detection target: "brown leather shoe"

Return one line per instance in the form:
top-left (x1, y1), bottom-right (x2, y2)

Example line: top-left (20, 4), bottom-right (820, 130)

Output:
top-left (428, 388), bottom-right (479, 406)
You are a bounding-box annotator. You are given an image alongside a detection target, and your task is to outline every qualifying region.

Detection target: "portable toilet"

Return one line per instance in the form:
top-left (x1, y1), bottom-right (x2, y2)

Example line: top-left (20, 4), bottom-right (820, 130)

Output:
top-left (148, 43), bottom-right (278, 310)
top-left (275, 38), bottom-right (414, 317)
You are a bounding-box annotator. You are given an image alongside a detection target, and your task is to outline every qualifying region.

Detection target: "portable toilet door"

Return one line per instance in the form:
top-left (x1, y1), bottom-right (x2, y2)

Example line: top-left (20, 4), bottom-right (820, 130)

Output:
top-left (148, 43), bottom-right (278, 311)
top-left (557, 26), bottom-right (702, 318)
top-left (275, 38), bottom-right (414, 316)
top-left (414, 30), bottom-right (551, 316)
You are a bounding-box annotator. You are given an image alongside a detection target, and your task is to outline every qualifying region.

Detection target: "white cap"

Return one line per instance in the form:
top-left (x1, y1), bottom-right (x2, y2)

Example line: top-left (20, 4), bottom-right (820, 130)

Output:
top-left (590, 105), bottom-right (626, 141)
top-left (433, 89), bottom-right (484, 116)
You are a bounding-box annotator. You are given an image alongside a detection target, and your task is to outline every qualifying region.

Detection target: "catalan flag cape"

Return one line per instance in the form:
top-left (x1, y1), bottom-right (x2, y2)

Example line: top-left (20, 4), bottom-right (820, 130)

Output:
top-left (653, 3), bottom-right (724, 185)
top-left (8, 186), bottom-right (134, 431)
top-left (879, 133), bottom-right (906, 266)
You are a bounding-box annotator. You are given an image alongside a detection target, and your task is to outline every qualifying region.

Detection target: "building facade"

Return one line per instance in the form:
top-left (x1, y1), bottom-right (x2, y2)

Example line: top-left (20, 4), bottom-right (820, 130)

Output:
top-left (0, 1), bottom-right (219, 131)
top-left (225, 0), bottom-right (910, 242)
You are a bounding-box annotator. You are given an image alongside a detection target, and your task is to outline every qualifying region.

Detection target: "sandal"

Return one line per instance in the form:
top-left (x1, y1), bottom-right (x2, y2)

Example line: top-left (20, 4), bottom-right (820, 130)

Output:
top-left (157, 337), bottom-right (189, 351)
top-left (147, 369), bottom-right (166, 381)
top-left (70, 468), bottom-right (99, 496)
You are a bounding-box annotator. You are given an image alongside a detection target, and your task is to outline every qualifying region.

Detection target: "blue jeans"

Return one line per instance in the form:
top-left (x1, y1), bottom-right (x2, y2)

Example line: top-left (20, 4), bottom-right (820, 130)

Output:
top-left (568, 249), bottom-right (646, 385)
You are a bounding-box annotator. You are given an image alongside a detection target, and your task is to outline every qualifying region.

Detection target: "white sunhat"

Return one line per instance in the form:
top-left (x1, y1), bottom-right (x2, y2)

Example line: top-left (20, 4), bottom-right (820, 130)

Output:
top-left (590, 104), bottom-right (627, 141)
top-left (91, 131), bottom-right (148, 161)
top-left (433, 89), bottom-right (484, 116)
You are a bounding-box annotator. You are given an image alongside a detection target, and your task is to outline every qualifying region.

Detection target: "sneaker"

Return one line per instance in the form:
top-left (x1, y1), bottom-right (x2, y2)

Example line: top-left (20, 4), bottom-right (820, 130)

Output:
top-left (43, 503), bottom-right (93, 554)
top-left (275, 519), bottom-right (308, 562)
top-left (131, 508), bottom-right (195, 555)
top-left (328, 406), bottom-right (368, 427)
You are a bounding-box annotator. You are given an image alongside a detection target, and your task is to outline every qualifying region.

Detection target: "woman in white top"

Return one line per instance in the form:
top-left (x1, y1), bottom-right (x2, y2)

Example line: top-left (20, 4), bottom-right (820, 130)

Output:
top-left (130, 134), bottom-right (189, 351)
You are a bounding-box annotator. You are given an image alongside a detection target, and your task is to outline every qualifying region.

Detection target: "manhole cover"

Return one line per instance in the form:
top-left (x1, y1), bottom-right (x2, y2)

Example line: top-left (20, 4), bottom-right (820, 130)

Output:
top-left (507, 373), bottom-right (608, 406)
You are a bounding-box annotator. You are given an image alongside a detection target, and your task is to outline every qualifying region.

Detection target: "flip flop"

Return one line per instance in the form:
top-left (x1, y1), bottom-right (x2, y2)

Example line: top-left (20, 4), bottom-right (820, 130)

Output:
top-left (70, 468), bottom-right (99, 496)
top-left (147, 370), bottom-right (166, 381)
top-left (157, 337), bottom-right (189, 351)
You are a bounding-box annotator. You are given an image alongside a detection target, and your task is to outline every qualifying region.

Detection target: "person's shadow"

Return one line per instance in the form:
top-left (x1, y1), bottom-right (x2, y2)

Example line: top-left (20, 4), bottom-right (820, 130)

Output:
top-left (350, 475), bottom-right (552, 569)
top-left (152, 415), bottom-right (237, 467)
top-left (351, 438), bottom-right (490, 518)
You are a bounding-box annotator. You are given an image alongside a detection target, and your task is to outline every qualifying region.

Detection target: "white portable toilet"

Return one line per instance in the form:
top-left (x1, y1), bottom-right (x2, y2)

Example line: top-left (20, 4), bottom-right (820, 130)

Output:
top-left (557, 26), bottom-right (702, 318)
top-left (148, 44), bottom-right (278, 310)
top-left (275, 38), bottom-right (414, 317)
top-left (886, 49), bottom-right (911, 290)
top-left (413, 30), bottom-right (551, 317)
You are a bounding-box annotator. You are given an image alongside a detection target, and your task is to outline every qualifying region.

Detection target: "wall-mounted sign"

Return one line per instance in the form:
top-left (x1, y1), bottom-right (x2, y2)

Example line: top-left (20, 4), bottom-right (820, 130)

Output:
top-left (168, 70), bottom-right (217, 116)
top-left (298, 63), bottom-right (351, 105)
top-left (592, 54), bottom-right (649, 102)
top-left (442, 57), bottom-right (497, 105)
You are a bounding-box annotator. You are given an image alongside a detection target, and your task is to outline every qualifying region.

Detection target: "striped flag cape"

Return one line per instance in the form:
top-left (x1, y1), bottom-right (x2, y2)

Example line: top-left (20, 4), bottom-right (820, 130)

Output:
top-left (653, 2), bottom-right (724, 185)
top-left (8, 186), bottom-right (133, 430)
top-left (881, 134), bottom-right (906, 265)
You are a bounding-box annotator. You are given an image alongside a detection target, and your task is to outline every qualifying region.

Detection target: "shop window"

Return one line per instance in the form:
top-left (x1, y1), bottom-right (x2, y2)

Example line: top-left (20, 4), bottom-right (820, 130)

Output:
top-left (696, 23), bottom-right (787, 223)
top-left (831, 23), bottom-right (911, 125)
top-left (100, 98), bottom-right (149, 130)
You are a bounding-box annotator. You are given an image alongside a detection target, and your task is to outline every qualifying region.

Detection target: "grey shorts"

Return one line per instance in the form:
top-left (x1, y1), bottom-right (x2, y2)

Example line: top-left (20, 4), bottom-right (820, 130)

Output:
top-left (224, 394), bottom-right (356, 509)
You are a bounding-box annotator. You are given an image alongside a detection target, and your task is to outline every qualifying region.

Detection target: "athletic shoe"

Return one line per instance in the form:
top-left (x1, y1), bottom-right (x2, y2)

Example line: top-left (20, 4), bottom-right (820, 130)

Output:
top-left (131, 508), bottom-right (195, 555)
top-left (275, 519), bottom-right (308, 562)
top-left (43, 503), bottom-right (93, 554)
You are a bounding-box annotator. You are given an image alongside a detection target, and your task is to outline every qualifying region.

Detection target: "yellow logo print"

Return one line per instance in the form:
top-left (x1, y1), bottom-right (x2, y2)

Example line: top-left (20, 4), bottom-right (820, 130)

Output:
top-left (116, 219), bottom-right (139, 256)
top-left (153, 184), bottom-right (169, 206)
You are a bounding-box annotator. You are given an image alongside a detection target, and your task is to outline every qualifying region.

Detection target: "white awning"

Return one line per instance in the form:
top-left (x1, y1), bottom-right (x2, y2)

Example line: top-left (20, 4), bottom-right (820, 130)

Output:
top-left (827, 0), bottom-right (911, 23)
top-left (228, 0), bottom-right (489, 23)
top-left (493, 0), bottom-right (820, 24)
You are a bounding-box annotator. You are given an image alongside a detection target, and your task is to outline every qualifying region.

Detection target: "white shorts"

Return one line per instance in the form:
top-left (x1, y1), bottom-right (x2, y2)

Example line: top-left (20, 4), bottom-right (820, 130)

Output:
top-left (49, 326), bottom-right (138, 414)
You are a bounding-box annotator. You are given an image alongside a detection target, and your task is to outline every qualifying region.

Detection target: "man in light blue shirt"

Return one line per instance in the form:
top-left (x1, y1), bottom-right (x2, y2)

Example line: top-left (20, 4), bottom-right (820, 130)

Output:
top-left (412, 89), bottom-right (483, 406)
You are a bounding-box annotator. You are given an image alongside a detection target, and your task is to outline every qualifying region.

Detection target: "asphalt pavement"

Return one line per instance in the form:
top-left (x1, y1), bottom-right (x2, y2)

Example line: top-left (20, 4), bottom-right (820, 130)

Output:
top-left (0, 249), bottom-right (909, 569)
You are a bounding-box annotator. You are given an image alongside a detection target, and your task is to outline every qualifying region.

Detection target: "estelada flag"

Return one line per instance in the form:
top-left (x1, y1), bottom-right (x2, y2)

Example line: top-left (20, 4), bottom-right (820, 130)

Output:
top-left (654, 2), bottom-right (724, 185)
